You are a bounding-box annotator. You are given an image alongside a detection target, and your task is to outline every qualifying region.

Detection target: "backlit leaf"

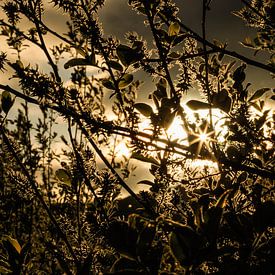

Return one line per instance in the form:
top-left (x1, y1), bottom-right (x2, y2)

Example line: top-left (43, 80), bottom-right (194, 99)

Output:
top-left (6, 236), bottom-right (21, 254)
top-left (168, 22), bottom-right (180, 36)
top-left (118, 74), bottom-right (134, 89)
top-left (241, 37), bottom-right (254, 48)
top-left (55, 169), bottom-right (71, 185)
top-left (215, 189), bottom-right (231, 208)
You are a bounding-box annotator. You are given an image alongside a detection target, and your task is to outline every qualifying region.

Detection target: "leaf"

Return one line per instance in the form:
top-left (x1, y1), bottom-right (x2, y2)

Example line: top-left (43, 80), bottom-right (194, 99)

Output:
top-left (168, 22), bottom-right (180, 36)
top-left (215, 189), bottom-right (231, 208)
top-left (116, 44), bottom-right (142, 66)
top-left (6, 236), bottom-right (21, 254)
top-left (64, 58), bottom-right (92, 69)
top-left (131, 152), bottom-right (160, 166)
top-left (249, 101), bottom-right (262, 112)
top-left (168, 52), bottom-right (181, 59)
top-left (108, 60), bottom-right (124, 71)
top-left (232, 64), bottom-right (246, 83)
top-left (186, 100), bottom-right (211, 110)
top-left (102, 79), bottom-right (116, 90)
top-left (161, 109), bottom-right (176, 129)
top-left (136, 180), bottom-right (154, 186)
top-left (134, 103), bottom-right (153, 117)
top-left (55, 169), bottom-right (71, 185)
top-left (172, 33), bottom-right (188, 46)
top-left (212, 89), bottom-right (232, 113)
top-left (118, 74), bottom-right (134, 89)
top-left (74, 46), bottom-right (87, 57)
top-left (241, 37), bottom-right (255, 49)
top-left (157, 78), bottom-right (168, 89)
top-left (249, 88), bottom-right (270, 101)
top-left (1, 91), bottom-right (13, 114)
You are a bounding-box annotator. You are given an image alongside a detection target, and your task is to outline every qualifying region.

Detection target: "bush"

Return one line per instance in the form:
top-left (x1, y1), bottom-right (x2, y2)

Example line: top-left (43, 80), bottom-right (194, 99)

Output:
top-left (0, 0), bottom-right (274, 274)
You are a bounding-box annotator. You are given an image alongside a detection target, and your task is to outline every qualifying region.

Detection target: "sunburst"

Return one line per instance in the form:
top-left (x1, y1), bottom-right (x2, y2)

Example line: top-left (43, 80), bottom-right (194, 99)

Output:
top-left (188, 123), bottom-right (216, 157)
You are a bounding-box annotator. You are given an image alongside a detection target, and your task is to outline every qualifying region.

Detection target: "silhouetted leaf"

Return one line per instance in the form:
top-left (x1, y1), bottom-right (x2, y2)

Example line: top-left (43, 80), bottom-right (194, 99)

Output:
top-left (102, 79), bottom-right (116, 90)
top-left (153, 89), bottom-right (167, 101)
top-left (202, 206), bottom-right (223, 243)
top-left (1, 91), bottom-right (13, 114)
top-left (232, 64), bottom-right (246, 83)
top-left (108, 60), bottom-right (124, 71)
top-left (212, 89), bottom-right (232, 113)
top-left (116, 44), bottom-right (142, 66)
top-left (172, 33), bottom-right (188, 46)
top-left (136, 180), bottom-right (154, 186)
top-left (249, 88), bottom-right (270, 101)
top-left (64, 58), bottom-right (95, 69)
top-left (161, 109), bottom-right (176, 129)
top-left (134, 103), bottom-right (153, 117)
top-left (186, 100), bottom-right (211, 110)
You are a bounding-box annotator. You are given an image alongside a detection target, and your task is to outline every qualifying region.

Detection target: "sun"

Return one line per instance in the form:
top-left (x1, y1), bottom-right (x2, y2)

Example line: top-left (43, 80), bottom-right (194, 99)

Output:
top-left (199, 133), bottom-right (208, 142)
top-left (188, 122), bottom-right (216, 156)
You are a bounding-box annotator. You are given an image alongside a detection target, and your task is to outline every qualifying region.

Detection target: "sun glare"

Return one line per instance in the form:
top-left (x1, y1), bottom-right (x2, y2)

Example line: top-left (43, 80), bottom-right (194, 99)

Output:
top-left (115, 142), bottom-right (131, 158)
top-left (167, 116), bottom-right (188, 142)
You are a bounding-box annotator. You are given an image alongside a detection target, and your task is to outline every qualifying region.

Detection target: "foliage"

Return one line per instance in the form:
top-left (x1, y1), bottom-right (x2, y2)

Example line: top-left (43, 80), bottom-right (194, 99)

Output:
top-left (0, 0), bottom-right (274, 274)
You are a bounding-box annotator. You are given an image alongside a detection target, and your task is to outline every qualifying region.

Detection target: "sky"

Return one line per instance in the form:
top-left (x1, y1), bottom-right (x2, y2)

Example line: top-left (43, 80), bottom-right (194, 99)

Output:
top-left (0, 0), bottom-right (274, 195)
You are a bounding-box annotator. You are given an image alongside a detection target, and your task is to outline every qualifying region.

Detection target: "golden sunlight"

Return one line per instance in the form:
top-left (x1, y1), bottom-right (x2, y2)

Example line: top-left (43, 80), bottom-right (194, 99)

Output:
top-left (115, 142), bottom-right (131, 158)
top-left (167, 116), bottom-right (188, 142)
